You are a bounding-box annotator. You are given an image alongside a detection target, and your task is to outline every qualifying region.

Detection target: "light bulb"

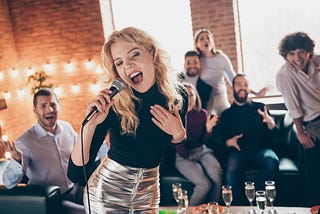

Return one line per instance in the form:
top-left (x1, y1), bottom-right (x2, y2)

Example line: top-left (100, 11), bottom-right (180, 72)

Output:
top-left (85, 59), bottom-right (94, 70)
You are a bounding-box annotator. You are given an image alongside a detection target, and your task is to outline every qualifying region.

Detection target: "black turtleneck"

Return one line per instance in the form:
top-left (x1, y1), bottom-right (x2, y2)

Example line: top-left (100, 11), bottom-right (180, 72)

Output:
top-left (220, 101), bottom-right (278, 154)
top-left (68, 84), bottom-right (188, 184)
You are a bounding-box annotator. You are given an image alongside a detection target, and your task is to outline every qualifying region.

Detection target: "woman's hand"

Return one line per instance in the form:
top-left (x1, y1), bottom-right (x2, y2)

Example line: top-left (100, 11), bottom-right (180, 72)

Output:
top-left (206, 114), bottom-right (219, 133)
top-left (86, 88), bottom-right (115, 125)
top-left (150, 104), bottom-right (186, 143)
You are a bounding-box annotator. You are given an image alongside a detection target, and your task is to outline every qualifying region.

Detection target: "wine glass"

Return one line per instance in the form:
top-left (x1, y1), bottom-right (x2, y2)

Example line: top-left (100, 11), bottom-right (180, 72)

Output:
top-left (265, 181), bottom-right (277, 214)
top-left (172, 183), bottom-right (182, 203)
top-left (177, 189), bottom-right (188, 214)
top-left (256, 190), bottom-right (267, 214)
top-left (222, 185), bottom-right (233, 214)
top-left (245, 181), bottom-right (256, 214)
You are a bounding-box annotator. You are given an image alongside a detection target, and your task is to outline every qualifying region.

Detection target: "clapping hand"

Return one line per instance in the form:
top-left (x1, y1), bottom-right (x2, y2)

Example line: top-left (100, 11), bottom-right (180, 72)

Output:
top-left (257, 106), bottom-right (275, 129)
top-left (150, 104), bottom-right (186, 143)
top-left (0, 140), bottom-right (22, 162)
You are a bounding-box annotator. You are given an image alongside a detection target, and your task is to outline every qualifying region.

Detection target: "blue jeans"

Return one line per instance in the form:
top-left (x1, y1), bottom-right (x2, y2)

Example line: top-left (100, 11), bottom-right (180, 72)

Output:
top-left (225, 149), bottom-right (279, 205)
top-left (304, 118), bottom-right (320, 206)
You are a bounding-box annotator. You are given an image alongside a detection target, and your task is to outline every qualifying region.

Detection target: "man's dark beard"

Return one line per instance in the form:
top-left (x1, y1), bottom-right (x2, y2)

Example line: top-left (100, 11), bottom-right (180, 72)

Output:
top-left (233, 90), bottom-right (248, 103)
top-left (186, 68), bottom-right (199, 77)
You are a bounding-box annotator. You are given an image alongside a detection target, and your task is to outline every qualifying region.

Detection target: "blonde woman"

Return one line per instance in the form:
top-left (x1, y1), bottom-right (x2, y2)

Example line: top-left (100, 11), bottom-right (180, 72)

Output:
top-left (175, 82), bottom-right (222, 205)
top-left (68, 27), bottom-right (188, 213)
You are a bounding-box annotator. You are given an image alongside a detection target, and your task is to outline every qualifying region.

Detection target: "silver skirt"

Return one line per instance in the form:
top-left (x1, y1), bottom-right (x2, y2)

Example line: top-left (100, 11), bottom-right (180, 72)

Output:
top-left (84, 157), bottom-right (160, 214)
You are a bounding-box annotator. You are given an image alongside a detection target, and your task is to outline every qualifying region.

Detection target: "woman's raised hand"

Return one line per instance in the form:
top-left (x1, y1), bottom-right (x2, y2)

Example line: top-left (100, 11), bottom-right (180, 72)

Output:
top-left (150, 104), bottom-right (186, 143)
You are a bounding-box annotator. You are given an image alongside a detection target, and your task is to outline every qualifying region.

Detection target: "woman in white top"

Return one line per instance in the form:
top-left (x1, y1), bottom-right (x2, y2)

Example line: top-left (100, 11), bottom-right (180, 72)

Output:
top-left (194, 29), bottom-right (267, 115)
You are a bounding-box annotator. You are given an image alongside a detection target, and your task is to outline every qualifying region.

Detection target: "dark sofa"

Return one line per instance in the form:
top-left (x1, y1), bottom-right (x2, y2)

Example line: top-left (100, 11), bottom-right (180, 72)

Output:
top-left (0, 110), bottom-right (308, 210)
top-left (0, 184), bottom-right (62, 214)
top-left (159, 110), bottom-right (308, 207)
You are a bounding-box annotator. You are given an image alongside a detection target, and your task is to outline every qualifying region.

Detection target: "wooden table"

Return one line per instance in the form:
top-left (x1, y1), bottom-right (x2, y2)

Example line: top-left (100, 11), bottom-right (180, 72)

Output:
top-left (159, 206), bottom-right (311, 214)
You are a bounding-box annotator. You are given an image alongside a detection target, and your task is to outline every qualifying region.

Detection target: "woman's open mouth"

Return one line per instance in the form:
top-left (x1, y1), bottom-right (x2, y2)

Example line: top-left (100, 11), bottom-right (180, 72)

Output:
top-left (130, 71), bottom-right (143, 85)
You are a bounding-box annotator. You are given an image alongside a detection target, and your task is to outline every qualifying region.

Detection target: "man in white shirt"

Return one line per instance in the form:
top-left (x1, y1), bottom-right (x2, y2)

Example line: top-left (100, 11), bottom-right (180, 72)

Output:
top-left (0, 88), bottom-right (85, 213)
top-left (276, 32), bottom-right (320, 206)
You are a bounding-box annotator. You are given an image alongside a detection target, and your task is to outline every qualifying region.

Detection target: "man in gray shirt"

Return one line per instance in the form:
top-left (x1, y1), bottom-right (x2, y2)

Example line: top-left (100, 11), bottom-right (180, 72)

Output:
top-left (0, 88), bottom-right (85, 213)
top-left (276, 32), bottom-right (320, 206)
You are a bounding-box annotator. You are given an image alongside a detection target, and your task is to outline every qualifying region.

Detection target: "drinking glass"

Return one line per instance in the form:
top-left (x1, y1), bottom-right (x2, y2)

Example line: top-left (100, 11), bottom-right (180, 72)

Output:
top-left (172, 183), bottom-right (182, 203)
top-left (207, 201), bottom-right (219, 214)
top-left (245, 181), bottom-right (256, 214)
top-left (256, 190), bottom-right (267, 214)
top-left (265, 181), bottom-right (277, 214)
top-left (222, 185), bottom-right (233, 214)
top-left (177, 189), bottom-right (188, 214)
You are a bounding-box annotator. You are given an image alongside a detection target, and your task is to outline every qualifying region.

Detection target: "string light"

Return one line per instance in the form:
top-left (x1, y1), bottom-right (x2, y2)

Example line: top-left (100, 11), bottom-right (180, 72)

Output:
top-left (85, 59), bottom-right (94, 70)
top-left (90, 83), bottom-right (101, 94)
top-left (26, 67), bottom-right (34, 76)
top-left (70, 84), bottom-right (80, 93)
top-left (1, 132), bottom-right (11, 158)
top-left (16, 89), bottom-right (26, 99)
top-left (1, 57), bottom-right (100, 103)
top-left (2, 134), bottom-right (8, 141)
top-left (4, 91), bottom-right (11, 100)
top-left (65, 62), bottom-right (74, 73)
top-left (96, 66), bottom-right (103, 74)
top-left (4, 152), bottom-right (11, 159)
top-left (10, 68), bottom-right (19, 78)
top-left (53, 86), bottom-right (63, 97)
top-left (44, 63), bottom-right (54, 73)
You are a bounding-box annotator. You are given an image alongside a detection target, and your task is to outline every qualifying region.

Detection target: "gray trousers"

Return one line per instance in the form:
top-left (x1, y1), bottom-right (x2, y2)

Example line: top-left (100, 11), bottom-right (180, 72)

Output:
top-left (175, 145), bottom-right (222, 205)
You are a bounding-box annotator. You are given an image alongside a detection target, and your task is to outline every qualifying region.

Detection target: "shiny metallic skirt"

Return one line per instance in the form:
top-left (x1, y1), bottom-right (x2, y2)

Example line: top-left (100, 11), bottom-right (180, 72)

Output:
top-left (84, 158), bottom-right (160, 213)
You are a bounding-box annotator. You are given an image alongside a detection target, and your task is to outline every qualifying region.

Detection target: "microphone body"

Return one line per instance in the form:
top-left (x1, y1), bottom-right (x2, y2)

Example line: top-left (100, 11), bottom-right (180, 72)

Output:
top-left (82, 78), bottom-right (126, 126)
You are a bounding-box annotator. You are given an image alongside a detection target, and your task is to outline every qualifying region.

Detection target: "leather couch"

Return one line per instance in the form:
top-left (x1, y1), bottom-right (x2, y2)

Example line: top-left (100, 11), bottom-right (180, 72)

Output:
top-left (159, 110), bottom-right (307, 206)
top-left (0, 184), bottom-right (62, 214)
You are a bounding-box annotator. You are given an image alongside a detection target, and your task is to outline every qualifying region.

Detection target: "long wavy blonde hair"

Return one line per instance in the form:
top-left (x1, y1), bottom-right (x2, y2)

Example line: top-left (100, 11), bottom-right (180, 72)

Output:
top-left (101, 27), bottom-right (183, 135)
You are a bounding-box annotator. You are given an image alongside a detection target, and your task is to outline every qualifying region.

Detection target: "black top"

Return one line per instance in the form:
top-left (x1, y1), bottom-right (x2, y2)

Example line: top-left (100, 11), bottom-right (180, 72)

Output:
top-left (68, 84), bottom-right (188, 184)
top-left (220, 101), bottom-right (279, 154)
top-left (178, 72), bottom-right (212, 111)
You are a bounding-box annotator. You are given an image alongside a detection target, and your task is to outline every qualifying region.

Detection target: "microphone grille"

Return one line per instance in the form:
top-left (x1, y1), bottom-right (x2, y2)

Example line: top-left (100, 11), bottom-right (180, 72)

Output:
top-left (112, 78), bottom-right (127, 92)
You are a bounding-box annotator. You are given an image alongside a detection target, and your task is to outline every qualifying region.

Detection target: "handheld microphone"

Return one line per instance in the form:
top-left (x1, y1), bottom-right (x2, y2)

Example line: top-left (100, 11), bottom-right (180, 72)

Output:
top-left (82, 78), bottom-right (127, 126)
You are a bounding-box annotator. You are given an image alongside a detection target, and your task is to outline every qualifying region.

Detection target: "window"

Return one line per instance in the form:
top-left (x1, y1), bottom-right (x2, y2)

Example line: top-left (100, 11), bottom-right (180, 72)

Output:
top-left (110, 0), bottom-right (194, 72)
top-left (238, 0), bottom-right (320, 96)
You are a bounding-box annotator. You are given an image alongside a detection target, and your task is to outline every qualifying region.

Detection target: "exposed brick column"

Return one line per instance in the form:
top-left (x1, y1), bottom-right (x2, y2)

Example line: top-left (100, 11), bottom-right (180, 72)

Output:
top-left (189, 0), bottom-right (242, 103)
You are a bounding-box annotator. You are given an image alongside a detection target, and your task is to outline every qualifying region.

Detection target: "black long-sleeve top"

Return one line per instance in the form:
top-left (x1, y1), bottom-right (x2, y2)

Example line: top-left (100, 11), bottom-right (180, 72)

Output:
top-left (68, 84), bottom-right (188, 184)
top-left (220, 101), bottom-right (279, 154)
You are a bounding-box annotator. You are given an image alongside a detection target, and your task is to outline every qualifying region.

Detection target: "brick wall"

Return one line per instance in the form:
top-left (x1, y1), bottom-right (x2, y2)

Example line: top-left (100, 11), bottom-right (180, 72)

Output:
top-left (0, 0), bottom-right (241, 142)
top-left (189, 0), bottom-right (242, 103)
top-left (0, 0), bottom-right (105, 141)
